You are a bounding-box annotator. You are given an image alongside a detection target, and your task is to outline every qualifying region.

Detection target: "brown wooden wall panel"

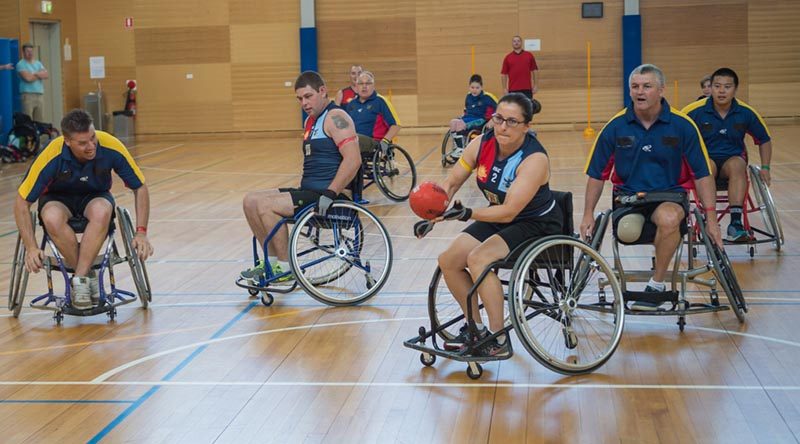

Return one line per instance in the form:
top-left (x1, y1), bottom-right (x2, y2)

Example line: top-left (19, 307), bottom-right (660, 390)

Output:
top-left (0, 1), bottom-right (20, 38)
top-left (135, 26), bottom-right (230, 65)
top-left (229, 0), bottom-right (298, 25)
top-left (231, 64), bottom-right (300, 131)
top-left (133, 0), bottom-right (230, 28)
top-left (316, 0), bottom-right (415, 20)
top-left (230, 24), bottom-right (298, 64)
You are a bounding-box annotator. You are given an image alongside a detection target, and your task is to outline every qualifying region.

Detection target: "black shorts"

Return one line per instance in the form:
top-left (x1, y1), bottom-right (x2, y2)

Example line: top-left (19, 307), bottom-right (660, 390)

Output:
top-left (611, 200), bottom-right (689, 244)
top-left (279, 188), bottom-right (350, 215)
top-left (509, 89), bottom-right (533, 100)
top-left (711, 155), bottom-right (746, 177)
top-left (38, 192), bottom-right (115, 218)
top-left (357, 134), bottom-right (377, 154)
top-left (462, 204), bottom-right (563, 251)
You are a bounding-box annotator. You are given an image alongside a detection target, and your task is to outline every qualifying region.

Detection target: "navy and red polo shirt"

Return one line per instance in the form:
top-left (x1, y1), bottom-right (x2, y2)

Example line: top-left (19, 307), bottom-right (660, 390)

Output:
top-left (345, 91), bottom-right (401, 140)
top-left (681, 97), bottom-right (771, 160)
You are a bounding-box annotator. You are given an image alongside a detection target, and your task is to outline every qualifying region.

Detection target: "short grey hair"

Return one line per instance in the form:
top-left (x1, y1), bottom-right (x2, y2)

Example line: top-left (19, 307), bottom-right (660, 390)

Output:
top-left (628, 64), bottom-right (665, 88)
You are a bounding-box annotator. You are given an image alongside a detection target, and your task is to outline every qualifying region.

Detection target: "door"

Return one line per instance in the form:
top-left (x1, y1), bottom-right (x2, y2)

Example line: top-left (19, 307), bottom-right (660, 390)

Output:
top-left (29, 21), bottom-right (63, 125)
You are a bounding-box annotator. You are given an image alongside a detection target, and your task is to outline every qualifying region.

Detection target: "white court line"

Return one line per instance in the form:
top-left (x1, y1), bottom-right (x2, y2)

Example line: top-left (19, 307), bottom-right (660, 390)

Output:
top-left (132, 143), bottom-right (184, 159)
top-left (93, 315), bottom-right (800, 383)
top-left (2, 380), bottom-right (800, 391)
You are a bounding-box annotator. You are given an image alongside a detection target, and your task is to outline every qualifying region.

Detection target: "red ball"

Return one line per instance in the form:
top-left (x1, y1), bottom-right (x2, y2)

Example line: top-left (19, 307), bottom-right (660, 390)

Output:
top-left (409, 181), bottom-right (449, 220)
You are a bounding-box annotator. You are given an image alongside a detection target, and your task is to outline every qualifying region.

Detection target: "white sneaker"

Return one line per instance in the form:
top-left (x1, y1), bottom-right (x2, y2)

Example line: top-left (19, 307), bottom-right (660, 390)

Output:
top-left (71, 276), bottom-right (93, 310)
top-left (88, 271), bottom-right (101, 305)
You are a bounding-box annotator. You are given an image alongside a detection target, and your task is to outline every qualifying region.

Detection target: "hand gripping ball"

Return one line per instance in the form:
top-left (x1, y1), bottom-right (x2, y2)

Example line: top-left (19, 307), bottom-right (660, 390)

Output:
top-left (409, 181), bottom-right (450, 220)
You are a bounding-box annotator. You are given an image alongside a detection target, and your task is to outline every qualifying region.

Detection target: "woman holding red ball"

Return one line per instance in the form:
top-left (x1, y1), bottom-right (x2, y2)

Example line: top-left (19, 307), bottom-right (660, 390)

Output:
top-left (414, 93), bottom-right (561, 358)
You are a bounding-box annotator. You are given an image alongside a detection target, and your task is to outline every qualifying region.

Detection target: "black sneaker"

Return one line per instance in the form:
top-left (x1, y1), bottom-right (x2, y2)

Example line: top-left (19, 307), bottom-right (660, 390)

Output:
top-left (630, 285), bottom-right (667, 311)
top-left (443, 324), bottom-right (487, 351)
top-left (474, 336), bottom-right (511, 358)
top-left (727, 222), bottom-right (748, 242)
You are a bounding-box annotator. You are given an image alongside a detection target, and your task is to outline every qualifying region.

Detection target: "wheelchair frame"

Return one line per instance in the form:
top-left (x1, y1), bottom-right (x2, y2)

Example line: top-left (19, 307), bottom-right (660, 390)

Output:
top-left (8, 207), bottom-right (152, 324)
top-left (361, 142), bottom-right (417, 202)
top-left (440, 122), bottom-right (488, 167)
top-left (404, 192), bottom-right (627, 378)
top-left (235, 199), bottom-right (393, 307)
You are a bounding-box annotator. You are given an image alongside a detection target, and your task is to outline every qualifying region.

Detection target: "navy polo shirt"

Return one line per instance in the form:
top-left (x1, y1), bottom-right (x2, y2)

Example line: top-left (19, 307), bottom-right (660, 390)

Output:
top-left (584, 98), bottom-right (712, 194)
top-left (345, 91), bottom-right (400, 140)
top-left (464, 91), bottom-right (498, 120)
top-left (681, 97), bottom-right (771, 160)
top-left (18, 131), bottom-right (145, 202)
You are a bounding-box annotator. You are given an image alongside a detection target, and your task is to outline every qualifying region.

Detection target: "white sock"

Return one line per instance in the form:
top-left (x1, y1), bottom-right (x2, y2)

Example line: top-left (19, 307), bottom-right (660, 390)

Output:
top-left (277, 260), bottom-right (290, 271)
top-left (267, 256), bottom-right (277, 266)
top-left (473, 322), bottom-right (485, 331)
top-left (648, 278), bottom-right (666, 291)
top-left (496, 333), bottom-right (507, 345)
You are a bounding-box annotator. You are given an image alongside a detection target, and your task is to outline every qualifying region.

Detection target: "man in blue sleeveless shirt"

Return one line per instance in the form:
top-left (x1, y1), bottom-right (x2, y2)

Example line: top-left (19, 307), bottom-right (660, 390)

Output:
top-left (241, 71), bottom-right (361, 283)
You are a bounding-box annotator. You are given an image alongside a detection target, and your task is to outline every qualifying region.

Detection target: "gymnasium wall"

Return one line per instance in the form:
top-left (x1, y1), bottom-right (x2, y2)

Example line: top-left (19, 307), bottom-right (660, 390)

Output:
top-left (6, 0), bottom-right (800, 134)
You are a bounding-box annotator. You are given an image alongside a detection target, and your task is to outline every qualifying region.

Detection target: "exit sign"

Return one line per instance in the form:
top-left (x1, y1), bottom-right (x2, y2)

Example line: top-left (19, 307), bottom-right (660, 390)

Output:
top-left (124, 17), bottom-right (134, 30)
top-left (41, 1), bottom-right (52, 14)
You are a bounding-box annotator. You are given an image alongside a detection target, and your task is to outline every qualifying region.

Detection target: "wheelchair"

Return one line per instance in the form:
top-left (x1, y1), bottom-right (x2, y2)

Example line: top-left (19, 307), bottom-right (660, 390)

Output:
top-left (591, 191), bottom-right (746, 331)
top-left (359, 136), bottom-right (417, 202)
top-left (235, 174), bottom-right (393, 307)
top-left (404, 191), bottom-right (626, 378)
top-left (440, 121), bottom-right (488, 167)
top-left (8, 207), bottom-right (152, 324)
top-left (688, 165), bottom-right (783, 257)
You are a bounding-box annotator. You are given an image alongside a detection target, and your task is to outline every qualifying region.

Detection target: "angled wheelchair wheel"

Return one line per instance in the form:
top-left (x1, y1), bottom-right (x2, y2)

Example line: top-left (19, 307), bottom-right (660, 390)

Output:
top-left (372, 144), bottom-right (417, 201)
top-left (705, 240), bottom-right (746, 322)
top-left (427, 266), bottom-right (465, 341)
top-left (289, 201), bottom-right (392, 306)
top-left (9, 232), bottom-right (31, 318)
top-left (440, 131), bottom-right (452, 167)
top-left (749, 165), bottom-right (783, 250)
top-left (509, 235), bottom-right (624, 375)
top-left (117, 207), bottom-right (152, 308)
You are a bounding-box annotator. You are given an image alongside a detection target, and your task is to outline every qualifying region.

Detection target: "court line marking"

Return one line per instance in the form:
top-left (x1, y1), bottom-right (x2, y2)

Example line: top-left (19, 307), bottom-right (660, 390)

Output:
top-left (0, 399), bottom-right (135, 404)
top-left (92, 315), bottom-right (800, 384)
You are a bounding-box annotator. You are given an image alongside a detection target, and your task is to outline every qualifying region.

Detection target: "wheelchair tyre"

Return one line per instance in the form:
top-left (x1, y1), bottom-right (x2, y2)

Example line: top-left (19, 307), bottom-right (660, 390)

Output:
top-left (427, 266), bottom-right (466, 342)
top-left (706, 241), bottom-right (746, 322)
top-left (372, 144), bottom-right (417, 201)
top-left (749, 165), bottom-right (783, 250)
top-left (440, 131), bottom-right (452, 167)
top-left (118, 207), bottom-right (152, 308)
top-left (289, 201), bottom-right (392, 306)
top-left (8, 212), bottom-right (35, 317)
top-left (509, 235), bottom-right (624, 375)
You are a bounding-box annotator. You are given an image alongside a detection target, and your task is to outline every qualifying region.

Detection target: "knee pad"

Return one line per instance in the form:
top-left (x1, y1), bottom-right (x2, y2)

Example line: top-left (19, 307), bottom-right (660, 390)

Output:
top-left (616, 213), bottom-right (645, 243)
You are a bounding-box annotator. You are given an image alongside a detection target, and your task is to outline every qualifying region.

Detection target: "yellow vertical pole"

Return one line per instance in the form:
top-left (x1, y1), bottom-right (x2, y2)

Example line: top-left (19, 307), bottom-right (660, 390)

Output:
top-left (471, 46), bottom-right (475, 74)
top-left (388, 88), bottom-right (393, 102)
top-left (583, 41), bottom-right (595, 139)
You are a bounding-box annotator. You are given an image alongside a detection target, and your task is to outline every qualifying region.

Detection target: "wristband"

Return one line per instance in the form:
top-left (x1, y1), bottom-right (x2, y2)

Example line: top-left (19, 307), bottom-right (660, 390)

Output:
top-left (136, 226), bottom-right (147, 234)
top-left (381, 138), bottom-right (391, 144)
top-left (761, 165), bottom-right (771, 171)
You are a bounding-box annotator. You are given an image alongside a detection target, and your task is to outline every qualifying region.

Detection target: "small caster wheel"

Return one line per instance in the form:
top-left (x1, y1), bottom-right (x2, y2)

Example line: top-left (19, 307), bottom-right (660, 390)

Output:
top-left (418, 326), bottom-right (427, 338)
top-left (710, 290), bottom-right (720, 307)
top-left (54, 312), bottom-right (64, 325)
top-left (107, 308), bottom-right (117, 321)
top-left (466, 362), bottom-right (483, 380)
top-left (260, 293), bottom-right (274, 306)
top-left (563, 329), bottom-right (578, 349)
top-left (692, 247), bottom-right (697, 258)
top-left (749, 246), bottom-right (755, 258)
top-left (677, 316), bottom-right (686, 332)
top-left (420, 353), bottom-right (436, 367)
top-left (597, 290), bottom-right (606, 304)
top-left (248, 288), bottom-right (259, 297)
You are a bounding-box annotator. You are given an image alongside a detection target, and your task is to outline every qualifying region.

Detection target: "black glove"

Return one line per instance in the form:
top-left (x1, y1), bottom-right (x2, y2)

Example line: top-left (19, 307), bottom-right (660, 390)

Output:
top-left (316, 189), bottom-right (337, 217)
top-left (379, 138), bottom-right (391, 153)
top-left (414, 220), bottom-right (435, 239)
top-left (441, 200), bottom-right (472, 221)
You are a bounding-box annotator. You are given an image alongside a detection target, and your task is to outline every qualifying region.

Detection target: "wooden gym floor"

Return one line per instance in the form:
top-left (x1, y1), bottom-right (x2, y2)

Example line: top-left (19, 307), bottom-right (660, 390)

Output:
top-left (1, 124), bottom-right (800, 443)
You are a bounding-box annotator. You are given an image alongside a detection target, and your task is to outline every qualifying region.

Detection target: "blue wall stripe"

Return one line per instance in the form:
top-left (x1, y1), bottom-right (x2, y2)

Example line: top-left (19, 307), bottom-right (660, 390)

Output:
top-left (622, 14), bottom-right (642, 107)
top-left (87, 300), bottom-right (258, 443)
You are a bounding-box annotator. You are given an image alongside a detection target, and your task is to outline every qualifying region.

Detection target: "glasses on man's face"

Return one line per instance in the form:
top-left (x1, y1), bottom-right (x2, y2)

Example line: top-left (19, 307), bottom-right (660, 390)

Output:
top-left (356, 81), bottom-right (374, 87)
top-left (491, 113), bottom-right (524, 128)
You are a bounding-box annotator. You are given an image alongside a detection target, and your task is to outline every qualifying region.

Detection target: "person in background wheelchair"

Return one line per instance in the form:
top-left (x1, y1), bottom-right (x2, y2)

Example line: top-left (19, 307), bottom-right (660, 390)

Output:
top-left (334, 64), bottom-right (362, 107)
top-left (241, 71), bottom-right (361, 284)
top-left (345, 71), bottom-right (402, 155)
top-left (13, 108), bottom-right (153, 310)
top-left (446, 74), bottom-right (497, 159)
top-left (416, 93), bottom-right (562, 357)
top-left (580, 64), bottom-right (722, 310)
top-left (682, 67), bottom-right (773, 242)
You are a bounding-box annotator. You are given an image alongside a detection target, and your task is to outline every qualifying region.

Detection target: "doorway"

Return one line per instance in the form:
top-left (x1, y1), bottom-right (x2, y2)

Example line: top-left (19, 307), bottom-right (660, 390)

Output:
top-left (29, 21), bottom-right (63, 126)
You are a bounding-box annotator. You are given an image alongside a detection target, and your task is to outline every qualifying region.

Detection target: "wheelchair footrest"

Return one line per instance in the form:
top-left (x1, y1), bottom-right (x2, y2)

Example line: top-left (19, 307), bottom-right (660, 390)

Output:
top-left (624, 290), bottom-right (678, 305)
top-left (403, 337), bottom-right (512, 362)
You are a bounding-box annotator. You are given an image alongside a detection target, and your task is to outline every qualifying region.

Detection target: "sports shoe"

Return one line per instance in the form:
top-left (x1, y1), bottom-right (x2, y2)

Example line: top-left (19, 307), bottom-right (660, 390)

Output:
top-left (270, 263), bottom-right (295, 284)
top-left (70, 276), bottom-right (93, 310)
top-left (449, 147), bottom-right (464, 160)
top-left (88, 270), bottom-right (101, 305)
top-left (443, 324), bottom-right (488, 351)
top-left (473, 336), bottom-right (511, 358)
top-left (727, 222), bottom-right (748, 242)
top-left (630, 285), bottom-right (667, 311)
top-left (240, 260), bottom-right (266, 282)
top-left (452, 134), bottom-right (465, 149)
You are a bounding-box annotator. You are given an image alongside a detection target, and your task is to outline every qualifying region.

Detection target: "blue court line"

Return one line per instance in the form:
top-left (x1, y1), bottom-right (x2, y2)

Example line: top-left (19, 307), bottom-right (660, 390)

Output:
top-left (0, 399), bottom-right (135, 404)
top-left (88, 300), bottom-right (258, 443)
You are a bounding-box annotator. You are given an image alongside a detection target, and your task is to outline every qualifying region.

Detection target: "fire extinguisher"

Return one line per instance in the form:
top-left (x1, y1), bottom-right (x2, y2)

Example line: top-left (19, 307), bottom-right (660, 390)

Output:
top-left (125, 80), bottom-right (137, 116)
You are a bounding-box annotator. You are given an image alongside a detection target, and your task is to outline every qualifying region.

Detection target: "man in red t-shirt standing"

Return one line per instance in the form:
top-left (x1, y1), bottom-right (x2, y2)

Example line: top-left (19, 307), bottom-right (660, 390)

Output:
top-left (501, 35), bottom-right (538, 100)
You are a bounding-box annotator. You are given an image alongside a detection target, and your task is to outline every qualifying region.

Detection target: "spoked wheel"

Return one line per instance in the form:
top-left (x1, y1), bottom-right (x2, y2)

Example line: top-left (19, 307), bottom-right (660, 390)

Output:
top-left (706, 241), bottom-right (747, 322)
top-left (372, 144), bottom-right (416, 201)
top-left (8, 212), bottom-right (35, 318)
top-left (290, 202), bottom-right (392, 306)
top-left (509, 235), bottom-right (624, 375)
top-left (749, 165), bottom-right (783, 250)
top-left (118, 207), bottom-right (152, 308)
top-left (427, 266), bottom-right (465, 342)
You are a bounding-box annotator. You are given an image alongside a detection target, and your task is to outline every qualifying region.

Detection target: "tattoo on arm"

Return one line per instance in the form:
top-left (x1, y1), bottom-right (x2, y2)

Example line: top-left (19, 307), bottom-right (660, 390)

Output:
top-left (331, 114), bottom-right (350, 130)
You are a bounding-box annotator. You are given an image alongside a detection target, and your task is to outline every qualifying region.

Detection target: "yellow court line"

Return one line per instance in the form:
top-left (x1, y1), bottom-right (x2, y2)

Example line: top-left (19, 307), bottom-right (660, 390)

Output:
top-left (0, 307), bottom-right (320, 357)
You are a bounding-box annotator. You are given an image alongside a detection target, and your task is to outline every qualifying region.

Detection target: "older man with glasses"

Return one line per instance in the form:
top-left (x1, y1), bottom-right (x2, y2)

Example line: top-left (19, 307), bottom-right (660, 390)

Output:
top-left (345, 71), bottom-right (402, 154)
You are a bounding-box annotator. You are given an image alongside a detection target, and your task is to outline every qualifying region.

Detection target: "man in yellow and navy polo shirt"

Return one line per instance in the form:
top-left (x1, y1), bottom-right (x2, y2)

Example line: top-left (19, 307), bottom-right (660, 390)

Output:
top-left (13, 109), bottom-right (153, 309)
top-left (682, 67), bottom-right (773, 242)
top-left (580, 64), bottom-right (722, 309)
top-left (345, 71), bottom-right (402, 154)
